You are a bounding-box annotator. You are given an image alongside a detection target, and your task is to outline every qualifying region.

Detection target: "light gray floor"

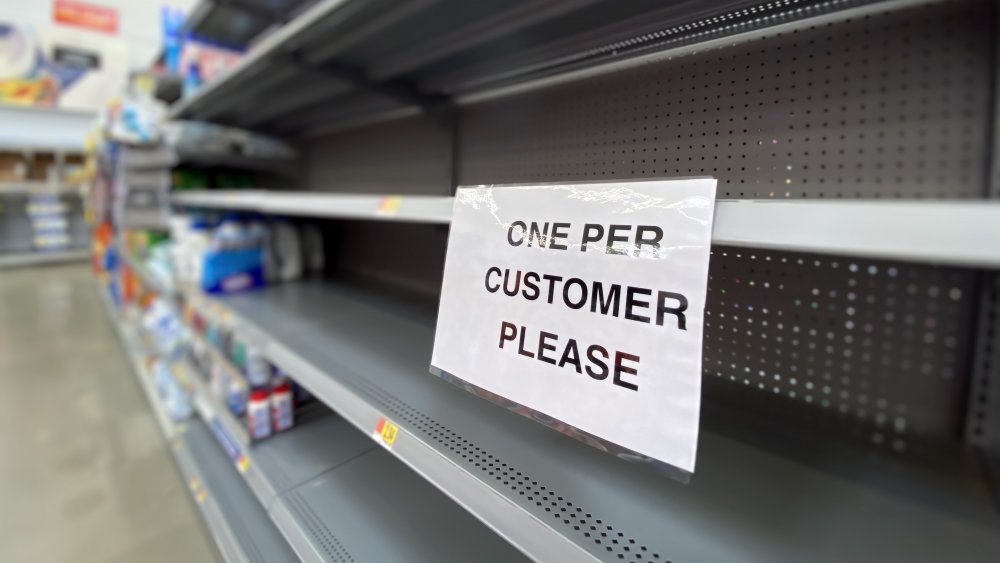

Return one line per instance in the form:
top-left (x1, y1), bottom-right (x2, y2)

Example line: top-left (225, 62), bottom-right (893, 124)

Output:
top-left (0, 264), bottom-right (220, 563)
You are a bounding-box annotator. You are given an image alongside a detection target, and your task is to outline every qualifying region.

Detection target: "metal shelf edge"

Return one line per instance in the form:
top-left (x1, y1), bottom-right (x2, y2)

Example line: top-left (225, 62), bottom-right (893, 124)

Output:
top-left (173, 438), bottom-right (250, 563)
top-left (171, 191), bottom-right (1000, 267)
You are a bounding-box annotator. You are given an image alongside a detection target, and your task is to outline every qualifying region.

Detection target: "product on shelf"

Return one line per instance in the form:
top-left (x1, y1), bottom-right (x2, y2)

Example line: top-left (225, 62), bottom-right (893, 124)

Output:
top-left (182, 60), bottom-right (201, 98)
top-left (271, 381), bottom-right (294, 433)
top-left (266, 221), bottom-right (302, 282)
top-left (245, 344), bottom-right (270, 388)
top-left (141, 298), bottom-right (184, 357)
top-left (27, 193), bottom-right (71, 251)
top-left (227, 373), bottom-right (247, 417)
top-left (247, 388), bottom-right (272, 440)
top-left (210, 361), bottom-right (229, 403)
top-left (153, 359), bottom-right (192, 422)
top-left (170, 212), bottom-right (265, 294)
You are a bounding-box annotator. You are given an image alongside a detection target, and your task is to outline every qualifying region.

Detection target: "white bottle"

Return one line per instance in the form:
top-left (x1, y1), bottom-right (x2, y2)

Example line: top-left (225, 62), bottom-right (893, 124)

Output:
top-left (271, 382), bottom-right (294, 433)
top-left (210, 362), bottom-right (229, 402)
top-left (245, 345), bottom-right (271, 388)
top-left (247, 389), bottom-right (271, 440)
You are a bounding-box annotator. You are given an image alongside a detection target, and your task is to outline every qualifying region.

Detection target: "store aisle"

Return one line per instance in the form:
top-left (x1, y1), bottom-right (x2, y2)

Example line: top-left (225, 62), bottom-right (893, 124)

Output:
top-left (0, 265), bottom-right (219, 563)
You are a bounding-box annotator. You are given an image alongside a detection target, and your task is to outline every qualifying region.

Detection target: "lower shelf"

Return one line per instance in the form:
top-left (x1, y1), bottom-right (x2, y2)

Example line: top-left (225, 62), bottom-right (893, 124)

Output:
top-left (204, 280), bottom-right (1000, 563)
top-left (177, 418), bottom-right (301, 563)
top-left (99, 284), bottom-right (299, 563)
top-left (179, 358), bottom-right (530, 563)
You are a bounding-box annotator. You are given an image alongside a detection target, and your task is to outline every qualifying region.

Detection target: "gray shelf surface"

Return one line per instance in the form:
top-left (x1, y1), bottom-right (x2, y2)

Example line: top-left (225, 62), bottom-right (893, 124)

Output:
top-left (180, 330), bottom-right (530, 562)
top-left (273, 446), bottom-right (529, 563)
top-left (180, 417), bottom-right (301, 563)
top-left (206, 280), bottom-right (1000, 563)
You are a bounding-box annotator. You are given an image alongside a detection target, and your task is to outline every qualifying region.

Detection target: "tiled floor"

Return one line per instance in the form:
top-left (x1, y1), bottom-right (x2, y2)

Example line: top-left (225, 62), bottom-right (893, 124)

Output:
top-left (0, 264), bottom-right (219, 563)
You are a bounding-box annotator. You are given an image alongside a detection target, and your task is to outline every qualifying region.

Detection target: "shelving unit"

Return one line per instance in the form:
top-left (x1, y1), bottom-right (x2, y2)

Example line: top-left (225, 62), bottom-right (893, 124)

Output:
top-left (0, 138), bottom-right (89, 265)
top-left (114, 253), bottom-right (531, 562)
top-left (106, 0), bottom-right (1000, 560)
top-left (174, 279), bottom-right (1000, 563)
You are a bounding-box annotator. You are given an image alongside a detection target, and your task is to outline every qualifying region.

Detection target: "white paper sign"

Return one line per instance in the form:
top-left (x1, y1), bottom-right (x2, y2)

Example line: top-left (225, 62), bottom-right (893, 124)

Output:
top-left (430, 179), bottom-right (717, 474)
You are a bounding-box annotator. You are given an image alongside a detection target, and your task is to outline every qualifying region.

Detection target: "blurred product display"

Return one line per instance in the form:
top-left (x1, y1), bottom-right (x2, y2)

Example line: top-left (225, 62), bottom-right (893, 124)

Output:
top-left (0, 146), bottom-right (88, 266)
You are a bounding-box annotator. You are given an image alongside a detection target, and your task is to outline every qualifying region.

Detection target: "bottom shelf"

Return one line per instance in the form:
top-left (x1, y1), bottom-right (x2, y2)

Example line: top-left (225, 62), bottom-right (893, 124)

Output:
top-left (176, 418), bottom-right (300, 563)
top-left (212, 280), bottom-right (1000, 563)
top-left (100, 283), bottom-right (299, 563)
top-left (104, 279), bottom-right (529, 563)
top-left (180, 357), bottom-right (531, 563)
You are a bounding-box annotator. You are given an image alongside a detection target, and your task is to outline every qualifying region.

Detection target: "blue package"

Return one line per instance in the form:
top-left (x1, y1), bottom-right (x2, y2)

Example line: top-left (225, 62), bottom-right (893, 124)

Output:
top-left (201, 247), bottom-right (264, 294)
top-left (161, 6), bottom-right (183, 74)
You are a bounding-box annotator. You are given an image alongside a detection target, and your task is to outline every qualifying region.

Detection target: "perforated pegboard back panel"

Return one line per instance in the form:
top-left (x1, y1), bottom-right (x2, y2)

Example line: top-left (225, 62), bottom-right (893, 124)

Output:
top-left (302, 115), bottom-right (451, 196)
top-left (443, 0), bottom-right (994, 462)
top-left (703, 248), bottom-right (978, 459)
top-left (459, 0), bottom-right (992, 199)
top-left (968, 273), bottom-right (1000, 453)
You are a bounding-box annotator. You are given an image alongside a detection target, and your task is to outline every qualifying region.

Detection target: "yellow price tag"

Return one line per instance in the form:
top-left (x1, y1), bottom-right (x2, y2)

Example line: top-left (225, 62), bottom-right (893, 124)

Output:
top-left (189, 477), bottom-right (207, 503)
top-left (376, 196), bottom-right (402, 215)
top-left (375, 417), bottom-right (398, 447)
top-left (236, 454), bottom-right (250, 474)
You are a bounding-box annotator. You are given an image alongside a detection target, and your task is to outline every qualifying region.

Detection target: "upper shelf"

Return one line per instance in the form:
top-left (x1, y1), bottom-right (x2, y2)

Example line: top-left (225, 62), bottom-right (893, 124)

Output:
top-left (171, 190), bottom-right (1000, 267)
top-left (167, 0), bottom-right (890, 135)
top-left (197, 279), bottom-right (1000, 563)
top-left (182, 0), bottom-right (317, 49)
